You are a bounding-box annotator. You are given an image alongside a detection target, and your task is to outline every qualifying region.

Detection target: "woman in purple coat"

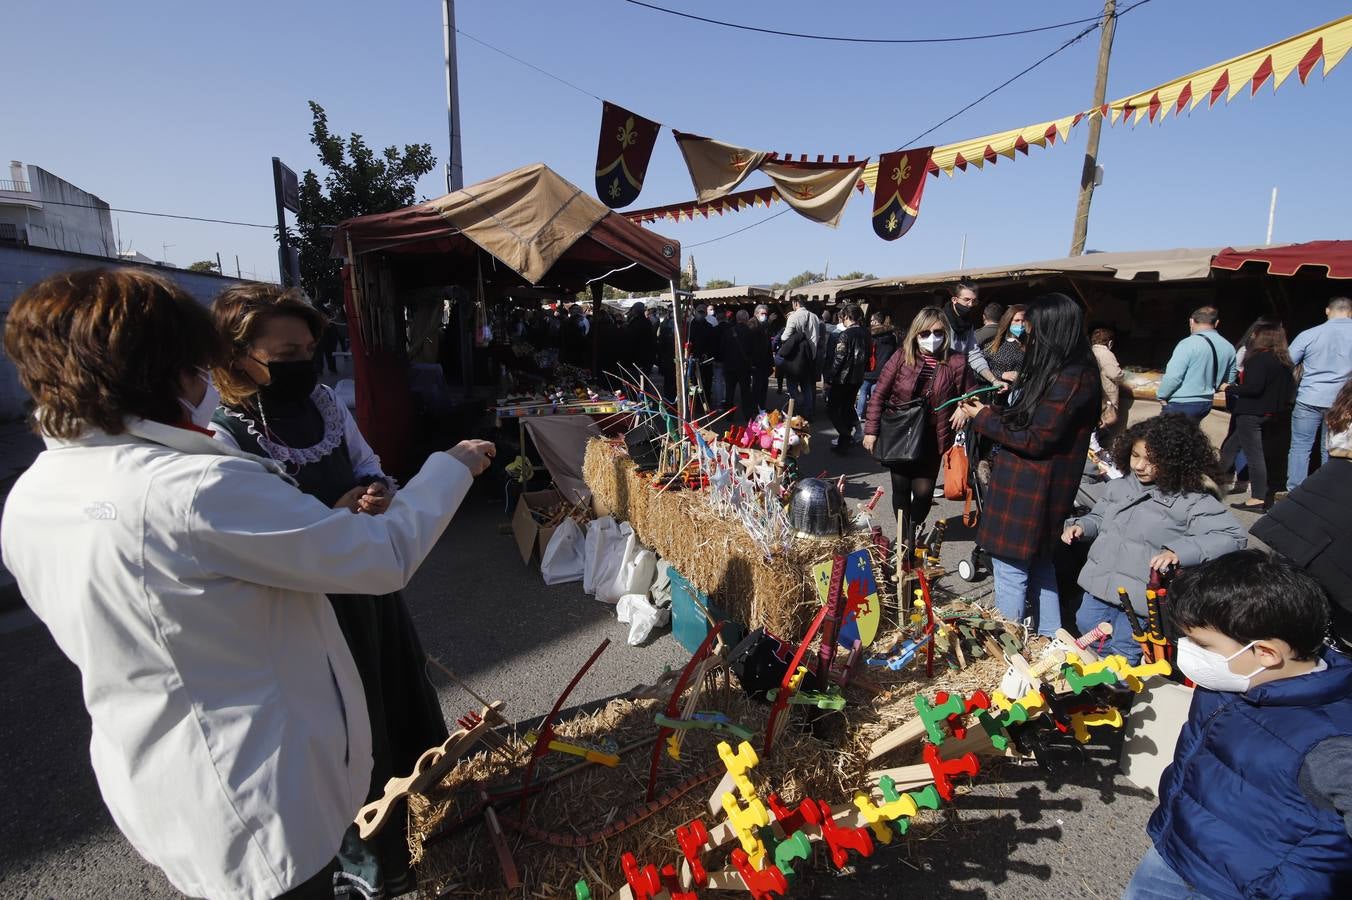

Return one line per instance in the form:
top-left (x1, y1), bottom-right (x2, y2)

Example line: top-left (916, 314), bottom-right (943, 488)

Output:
top-left (863, 306), bottom-right (974, 552)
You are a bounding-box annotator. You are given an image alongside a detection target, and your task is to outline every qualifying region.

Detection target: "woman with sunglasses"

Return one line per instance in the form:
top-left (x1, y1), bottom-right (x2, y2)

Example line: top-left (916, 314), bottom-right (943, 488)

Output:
top-left (959, 293), bottom-right (1101, 637)
top-left (863, 306), bottom-right (974, 552)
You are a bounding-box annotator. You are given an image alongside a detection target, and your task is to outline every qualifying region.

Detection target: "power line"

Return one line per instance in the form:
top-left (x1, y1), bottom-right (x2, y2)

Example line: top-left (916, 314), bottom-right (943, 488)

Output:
top-left (895, 23), bottom-right (1101, 150)
top-left (455, 28), bottom-right (602, 101)
top-left (621, 1), bottom-right (1109, 44)
top-left (896, 0), bottom-right (1155, 150)
top-left (685, 208), bottom-right (791, 247)
top-left (464, 2), bottom-right (1156, 247)
top-left (23, 197), bottom-right (274, 229)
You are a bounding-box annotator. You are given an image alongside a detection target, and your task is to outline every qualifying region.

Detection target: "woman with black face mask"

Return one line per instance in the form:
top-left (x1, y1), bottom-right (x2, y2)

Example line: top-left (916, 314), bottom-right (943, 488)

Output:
top-left (209, 284), bottom-right (446, 896)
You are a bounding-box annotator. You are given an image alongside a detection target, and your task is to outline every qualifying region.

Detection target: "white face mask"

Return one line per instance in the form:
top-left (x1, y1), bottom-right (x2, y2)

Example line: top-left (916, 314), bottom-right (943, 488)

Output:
top-left (706, 313), bottom-right (717, 325)
top-left (757, 314), bottom-right (768, 323)
top-left (179, 368), bottom-right (220, 430)
top-left (918, 334), bottom-right (943, 354)
top-left (1176, 636), bottom-right (1268, 693)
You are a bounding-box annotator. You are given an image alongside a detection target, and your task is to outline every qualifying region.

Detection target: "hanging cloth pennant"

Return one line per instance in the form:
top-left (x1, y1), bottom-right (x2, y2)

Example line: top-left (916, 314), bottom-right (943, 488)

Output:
top-left (760, 157), bottom-right (868, 228)
top-left (594, 102), bottom-right (662, 208)
top-left (871, 148), bottom-right (933, 240)
top-left (673, 131), bottom-right (768, 203)
top-left (622, 185), bottom-right (782, 224)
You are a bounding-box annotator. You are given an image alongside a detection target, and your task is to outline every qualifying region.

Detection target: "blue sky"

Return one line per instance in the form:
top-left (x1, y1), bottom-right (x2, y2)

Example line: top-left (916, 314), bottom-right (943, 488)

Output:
top-left (6, 0), bottom-right (1349, 284)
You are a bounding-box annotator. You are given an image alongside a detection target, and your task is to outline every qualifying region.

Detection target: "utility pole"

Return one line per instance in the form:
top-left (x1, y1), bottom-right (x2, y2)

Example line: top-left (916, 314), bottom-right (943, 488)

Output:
top-left (1069, 0), bottom-right (1116, 256)
top-left (443, 0), bottom-right (464, 191)
top-left (1265, 187), bottom-right (1278, 245)
top-left (216, 252), bottom-right (223, 274)
top-left (443, 0), bottom-right (471, 391)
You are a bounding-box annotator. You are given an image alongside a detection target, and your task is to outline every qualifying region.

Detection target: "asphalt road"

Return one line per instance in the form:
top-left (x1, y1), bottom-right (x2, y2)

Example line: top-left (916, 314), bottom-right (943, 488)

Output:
top-left (0, 400), bottom-right (1269, 899)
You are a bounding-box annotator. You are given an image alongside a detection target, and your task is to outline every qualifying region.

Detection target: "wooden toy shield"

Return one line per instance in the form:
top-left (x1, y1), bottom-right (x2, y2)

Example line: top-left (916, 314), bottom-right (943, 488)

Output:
top-left (814, 548), bottom-right (880, 648)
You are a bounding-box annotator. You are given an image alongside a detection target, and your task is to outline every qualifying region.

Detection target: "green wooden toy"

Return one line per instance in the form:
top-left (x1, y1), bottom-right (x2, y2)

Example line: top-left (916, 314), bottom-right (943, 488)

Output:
top-left (914, 693), bottom-right (966, 744)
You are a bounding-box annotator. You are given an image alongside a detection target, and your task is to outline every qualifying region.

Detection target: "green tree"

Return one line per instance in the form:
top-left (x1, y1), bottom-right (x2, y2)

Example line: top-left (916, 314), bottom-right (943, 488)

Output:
top-left (783, 270), bottom-right (824, 290)
top-left (573, 284), bottom-right (631, 304)
top-left (838, 270), bottom-right (876, 280)
top-left (291, 101), bottom-right (437, 304)
top-left (186, 259), bottom-right (220, 273)
top-left (703, 278), bottom-right (735, 289)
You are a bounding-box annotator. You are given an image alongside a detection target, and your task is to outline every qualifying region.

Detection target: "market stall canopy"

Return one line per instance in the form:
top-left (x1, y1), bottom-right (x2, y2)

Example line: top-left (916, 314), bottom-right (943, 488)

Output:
top-left (784, 278), bottom-right (876, 305)
top-left (331, 163), bottom-right (680, 291)
top-left (1212, 240), bottom-right (1352, 279)
top-left (840, 246), bottom-right (1226, 299)
top-left (631, 284), bottom-right (779, 308)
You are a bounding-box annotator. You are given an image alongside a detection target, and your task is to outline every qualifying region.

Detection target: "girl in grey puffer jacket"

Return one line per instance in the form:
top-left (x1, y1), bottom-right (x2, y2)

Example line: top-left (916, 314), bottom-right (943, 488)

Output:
top-left (1063, 414), bottom-right (1246, 662)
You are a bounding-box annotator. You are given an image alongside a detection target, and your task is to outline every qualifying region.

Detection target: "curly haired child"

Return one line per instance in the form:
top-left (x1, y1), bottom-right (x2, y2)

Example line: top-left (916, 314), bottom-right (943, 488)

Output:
top-left (1062, 414), bottom-right (1246, 662)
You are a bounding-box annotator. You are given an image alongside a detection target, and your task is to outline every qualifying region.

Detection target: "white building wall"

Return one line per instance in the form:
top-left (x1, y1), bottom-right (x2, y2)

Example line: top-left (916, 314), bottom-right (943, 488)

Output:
top-left (0, 245), bottom-right (257, 418)
top-left (20, 166), bottom-right (117, 256)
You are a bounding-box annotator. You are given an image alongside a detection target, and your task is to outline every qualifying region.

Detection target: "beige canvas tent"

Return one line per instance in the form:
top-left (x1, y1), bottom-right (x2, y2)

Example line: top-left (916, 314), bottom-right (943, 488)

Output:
top-left (329, 163), bottom-right (681, 475)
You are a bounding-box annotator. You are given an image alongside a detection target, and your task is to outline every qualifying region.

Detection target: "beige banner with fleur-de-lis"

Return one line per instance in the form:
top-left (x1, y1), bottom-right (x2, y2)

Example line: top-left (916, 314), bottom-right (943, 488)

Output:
top-left (760, 157), bottom-right (868, 228)
top-left (673, 131), bottom-right (865, 228)
top-left (672, 131), bottom-right (769, 203)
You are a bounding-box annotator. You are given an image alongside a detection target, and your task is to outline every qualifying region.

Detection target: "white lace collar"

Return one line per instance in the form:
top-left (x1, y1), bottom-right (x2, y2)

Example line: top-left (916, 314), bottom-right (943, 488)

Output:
top-left (225, 386), bottom-right (344, 468)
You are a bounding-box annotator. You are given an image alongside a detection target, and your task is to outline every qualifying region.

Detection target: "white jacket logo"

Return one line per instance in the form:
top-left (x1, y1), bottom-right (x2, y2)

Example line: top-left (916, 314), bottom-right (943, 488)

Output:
top-left (84, 502), bottom-right (117, 521)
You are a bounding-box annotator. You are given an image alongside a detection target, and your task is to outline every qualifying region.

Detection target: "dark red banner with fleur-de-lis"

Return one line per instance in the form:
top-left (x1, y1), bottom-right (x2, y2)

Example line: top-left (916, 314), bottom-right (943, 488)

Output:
top-left (871, 147), bottom-right (933, 241)
top-left (594, 101), bottom-right (662, 209)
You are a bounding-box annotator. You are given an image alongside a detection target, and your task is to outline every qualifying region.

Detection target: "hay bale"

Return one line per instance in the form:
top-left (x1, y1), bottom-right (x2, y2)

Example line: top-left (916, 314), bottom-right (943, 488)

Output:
top-left (408, 605), bottom-right (1019, 898)
top-left (583, 438), bottom-right (868, 635)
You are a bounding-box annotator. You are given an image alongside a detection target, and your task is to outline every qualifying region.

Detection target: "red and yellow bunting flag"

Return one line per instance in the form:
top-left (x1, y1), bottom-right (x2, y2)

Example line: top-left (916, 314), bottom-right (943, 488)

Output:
top-left (871, 148), bottom-right (933, 240)
top-left (861, 113), bottom-right (1077, 188)
top-left (612, 14), bottom-right (1352, 237)
top-left (862, 13), bottom-right (1352, 189)
top-left (1101, 12), bottom-right (1351, 125)
top-left (622, 186), bottom-right (782, 224)
top-left (594, 102), bottom-right (662, 208)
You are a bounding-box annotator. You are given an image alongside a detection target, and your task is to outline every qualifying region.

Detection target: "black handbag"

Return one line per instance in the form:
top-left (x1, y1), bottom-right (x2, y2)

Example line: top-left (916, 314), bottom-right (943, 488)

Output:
top-left (875, 397), bottom-right (930, 464)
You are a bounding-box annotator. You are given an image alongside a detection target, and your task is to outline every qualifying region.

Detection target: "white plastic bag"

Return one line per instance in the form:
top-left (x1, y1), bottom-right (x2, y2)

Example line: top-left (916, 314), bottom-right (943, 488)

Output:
top-left (587, 519), bottom-right (632, 602)
top-left (650, 560), bottom-right (673, 610)
top-left (599, 531), bottom-right (655, 605)
top-left (584, 517), bottom-right (620, 595)
top-left (616, 593), bottom-right (671, 646)
top-left (608, 535), bottom-right (659, 605)
top-left (540, 518), bottom-right (585, 585)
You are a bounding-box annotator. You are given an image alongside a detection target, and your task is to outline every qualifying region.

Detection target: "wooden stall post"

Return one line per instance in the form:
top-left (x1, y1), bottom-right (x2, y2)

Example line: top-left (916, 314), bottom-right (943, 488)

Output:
top-left (670, 279), bottom-right (687, 422)
top-left (590, 282), bottom-right (603, 380)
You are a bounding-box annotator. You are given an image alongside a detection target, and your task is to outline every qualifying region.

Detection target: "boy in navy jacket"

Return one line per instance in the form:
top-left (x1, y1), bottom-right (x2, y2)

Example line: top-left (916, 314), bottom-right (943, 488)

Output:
top-left (1127, 551), bottom-right (1352, 899)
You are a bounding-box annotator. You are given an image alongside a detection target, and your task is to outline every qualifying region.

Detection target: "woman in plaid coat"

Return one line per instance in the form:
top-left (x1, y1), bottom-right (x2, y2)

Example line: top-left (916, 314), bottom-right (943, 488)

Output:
top-left (960, 293), bottom-right (1101, 637)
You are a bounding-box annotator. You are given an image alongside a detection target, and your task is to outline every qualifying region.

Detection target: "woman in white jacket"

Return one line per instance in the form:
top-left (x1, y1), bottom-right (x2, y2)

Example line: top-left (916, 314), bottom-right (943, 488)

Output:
top-left (0, 269), bottom-right (493, 899)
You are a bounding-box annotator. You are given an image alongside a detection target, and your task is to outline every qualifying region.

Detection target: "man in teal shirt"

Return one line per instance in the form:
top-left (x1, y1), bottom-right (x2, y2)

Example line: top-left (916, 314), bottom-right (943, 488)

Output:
top-left (1287, 296), bottom-right (1352, 490)
top-left (1156, 306), bottom-right (1238, 424)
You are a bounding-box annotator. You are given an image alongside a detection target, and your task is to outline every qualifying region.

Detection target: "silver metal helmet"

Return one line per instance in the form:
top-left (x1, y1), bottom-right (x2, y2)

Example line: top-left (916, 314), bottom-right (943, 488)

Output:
top-left (787, 477), bottom-right (844, 538)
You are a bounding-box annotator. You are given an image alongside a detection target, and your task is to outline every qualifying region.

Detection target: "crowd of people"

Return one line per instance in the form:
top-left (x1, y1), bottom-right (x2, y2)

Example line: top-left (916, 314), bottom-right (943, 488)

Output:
top-left (852, 284), bottom-right (1352, 899)
top-left (1, 267), bottom-right (1350, 899)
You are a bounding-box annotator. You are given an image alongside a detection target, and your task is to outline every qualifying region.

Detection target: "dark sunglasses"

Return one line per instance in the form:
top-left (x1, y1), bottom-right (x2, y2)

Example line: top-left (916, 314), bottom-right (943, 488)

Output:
top-left (918, 329), bottom-right (946, 339)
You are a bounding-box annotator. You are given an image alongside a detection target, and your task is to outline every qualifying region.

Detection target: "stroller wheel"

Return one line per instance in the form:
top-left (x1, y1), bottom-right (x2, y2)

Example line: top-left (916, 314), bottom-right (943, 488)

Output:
top-left (958, 554), bottom-right (978, 582)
